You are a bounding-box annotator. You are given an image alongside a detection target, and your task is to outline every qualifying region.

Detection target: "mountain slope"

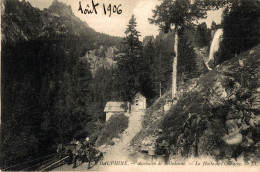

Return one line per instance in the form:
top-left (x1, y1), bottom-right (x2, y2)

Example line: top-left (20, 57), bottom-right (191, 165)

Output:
top-left (2, 0), bottom-right (44, 42)
top-left (1, 0), bottom-right (122, 47)
top-left (131, 44), bottom-right (260, 163)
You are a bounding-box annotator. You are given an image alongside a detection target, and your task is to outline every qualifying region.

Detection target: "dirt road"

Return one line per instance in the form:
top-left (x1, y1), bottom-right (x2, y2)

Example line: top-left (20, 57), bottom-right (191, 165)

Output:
top-left (53, 111), bottom-right (157, 171)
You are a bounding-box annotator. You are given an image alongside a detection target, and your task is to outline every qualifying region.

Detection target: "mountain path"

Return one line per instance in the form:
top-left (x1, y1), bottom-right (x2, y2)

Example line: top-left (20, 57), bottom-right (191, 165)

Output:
top-left (54, 111), bottom-right (145, 171)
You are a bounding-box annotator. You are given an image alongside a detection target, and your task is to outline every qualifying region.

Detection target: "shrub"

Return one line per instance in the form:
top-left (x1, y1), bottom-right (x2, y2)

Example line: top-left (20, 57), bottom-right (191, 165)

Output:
top-left (142, 91), bottom-right (171, 128)
top-left (95, 114), bottom-right (128, 146)
top-left (159, 91), bottom-right (211, 145)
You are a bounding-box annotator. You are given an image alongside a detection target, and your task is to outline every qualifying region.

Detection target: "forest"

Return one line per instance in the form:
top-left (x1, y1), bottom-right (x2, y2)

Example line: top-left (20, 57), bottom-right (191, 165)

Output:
top-left (1, 0), bottom-right (259, 168)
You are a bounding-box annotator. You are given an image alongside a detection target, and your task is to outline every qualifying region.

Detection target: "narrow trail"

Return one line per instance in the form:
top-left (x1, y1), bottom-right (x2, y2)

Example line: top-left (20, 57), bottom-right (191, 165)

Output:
top-left (89, 111), bottom-right (144, 171)
top-left (53, 111), bottom-right (147, 171)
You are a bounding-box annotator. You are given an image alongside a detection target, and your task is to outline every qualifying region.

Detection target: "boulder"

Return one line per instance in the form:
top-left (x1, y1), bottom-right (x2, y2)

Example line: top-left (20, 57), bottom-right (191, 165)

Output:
top-left (222, 133), bottom-right (242, 145)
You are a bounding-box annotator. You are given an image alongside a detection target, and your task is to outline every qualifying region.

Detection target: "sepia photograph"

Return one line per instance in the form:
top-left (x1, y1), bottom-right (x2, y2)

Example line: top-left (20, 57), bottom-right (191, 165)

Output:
top-left (0, 0), bottom-right (259, 171)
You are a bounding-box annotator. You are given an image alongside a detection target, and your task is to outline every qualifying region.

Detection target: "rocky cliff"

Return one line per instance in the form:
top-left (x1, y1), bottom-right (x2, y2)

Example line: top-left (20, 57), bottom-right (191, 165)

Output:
top-left (1, 0), bottom-right (85, 43)
top-left (131, 44), bottom-right (260, 164)
top-left (81, 46), bottom-right (119, 76)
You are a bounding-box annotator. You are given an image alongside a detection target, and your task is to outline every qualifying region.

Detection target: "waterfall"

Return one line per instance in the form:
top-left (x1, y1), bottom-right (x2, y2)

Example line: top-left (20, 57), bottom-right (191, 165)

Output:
top-left (206, 29), bottom-right (223, 70)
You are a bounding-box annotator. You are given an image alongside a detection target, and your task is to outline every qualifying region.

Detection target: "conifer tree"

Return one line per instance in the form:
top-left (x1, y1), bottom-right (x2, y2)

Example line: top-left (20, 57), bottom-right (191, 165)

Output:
top-left (116, 15), bottom-right (143, 101)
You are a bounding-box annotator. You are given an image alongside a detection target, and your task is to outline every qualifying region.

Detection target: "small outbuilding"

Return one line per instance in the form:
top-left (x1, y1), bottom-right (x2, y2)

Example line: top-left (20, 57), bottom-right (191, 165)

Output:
top-left (104, 102), bottom-right (128, 121)
top-left (131, 92), bottom-right (147, 112)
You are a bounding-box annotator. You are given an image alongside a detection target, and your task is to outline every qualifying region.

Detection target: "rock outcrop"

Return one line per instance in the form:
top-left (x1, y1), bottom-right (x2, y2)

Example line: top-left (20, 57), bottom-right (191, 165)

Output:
top-left (81, 46), bottom-right (119, 76)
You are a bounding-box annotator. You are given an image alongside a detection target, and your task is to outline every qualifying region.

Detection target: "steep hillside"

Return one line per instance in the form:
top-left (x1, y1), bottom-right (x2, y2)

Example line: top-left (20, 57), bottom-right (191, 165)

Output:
top-left (1, 0), bottom-right (44, 43)
top-left (1, 0), bottom-right (122, 47)
top-left (132, 44), bottom-right (260, 163)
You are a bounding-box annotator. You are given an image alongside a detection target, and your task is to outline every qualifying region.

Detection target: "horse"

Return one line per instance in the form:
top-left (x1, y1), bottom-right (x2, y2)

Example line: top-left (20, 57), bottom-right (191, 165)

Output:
top-left (57, 144), bottom-right (76, 165)
top-left (57, 144), bottom-right (103, 169)
top-left (91, 147), bottom-right (104, 165)
top-left (85, 147), bottom-right (104, 167)
top-left (73, 147), bottom-right (103, 169)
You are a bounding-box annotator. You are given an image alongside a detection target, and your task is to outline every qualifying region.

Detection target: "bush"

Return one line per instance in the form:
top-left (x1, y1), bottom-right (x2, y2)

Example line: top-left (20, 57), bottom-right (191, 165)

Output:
top-left (95, 114), bottom-right (128, 146)
top-left (159, 91), bottom-right (211, 146)
top-left (142, 91), bottom-right (171, 128)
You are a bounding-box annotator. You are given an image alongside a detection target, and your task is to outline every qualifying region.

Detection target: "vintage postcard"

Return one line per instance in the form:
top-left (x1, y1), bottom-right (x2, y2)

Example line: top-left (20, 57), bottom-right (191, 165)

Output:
top-left (1, 0), bottom-right (259, 171)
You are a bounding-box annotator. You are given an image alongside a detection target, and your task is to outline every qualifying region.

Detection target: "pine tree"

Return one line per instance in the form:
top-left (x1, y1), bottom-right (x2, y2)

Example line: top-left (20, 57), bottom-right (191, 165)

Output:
top-left (124, 15), bottom-right (142, 53)
top-left (116, 15), bottom-right (143, 101)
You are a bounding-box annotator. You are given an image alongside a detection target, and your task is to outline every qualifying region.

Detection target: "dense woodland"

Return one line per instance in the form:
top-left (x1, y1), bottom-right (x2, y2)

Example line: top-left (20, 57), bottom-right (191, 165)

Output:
top-left (1, 0), bottom-right (123, 166)
top-left (1, 0), bottom-right (259, 168)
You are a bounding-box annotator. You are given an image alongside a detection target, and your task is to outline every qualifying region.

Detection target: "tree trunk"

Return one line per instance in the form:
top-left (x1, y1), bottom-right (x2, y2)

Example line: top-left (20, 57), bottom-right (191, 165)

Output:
top-left (159, 82), bottom-right (162, 97)
top-left (159, 52), bottom-right (162, 98)
top-left (172, 25), bottom-right (178, 99)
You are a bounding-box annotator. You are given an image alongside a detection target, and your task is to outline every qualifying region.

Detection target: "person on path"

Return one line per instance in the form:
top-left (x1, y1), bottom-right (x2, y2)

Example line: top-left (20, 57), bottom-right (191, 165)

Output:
top-left (81, 137), bottom-right (91, 163)
top-left (72, 141), bottom-right (82, 168)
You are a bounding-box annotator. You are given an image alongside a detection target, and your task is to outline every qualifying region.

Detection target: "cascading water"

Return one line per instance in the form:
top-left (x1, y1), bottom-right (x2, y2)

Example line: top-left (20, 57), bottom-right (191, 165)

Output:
top-left (206, 29), bottom-right (223, 70)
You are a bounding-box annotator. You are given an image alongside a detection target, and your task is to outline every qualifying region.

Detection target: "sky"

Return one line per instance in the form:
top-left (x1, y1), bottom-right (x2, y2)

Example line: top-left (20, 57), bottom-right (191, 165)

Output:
top-left (24, 0), bottom-right (223, 40)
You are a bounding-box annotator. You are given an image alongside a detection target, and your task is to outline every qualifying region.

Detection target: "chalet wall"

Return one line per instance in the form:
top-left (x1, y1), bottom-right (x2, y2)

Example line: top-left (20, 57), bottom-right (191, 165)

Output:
top-left (131, 93), bottom-right (147, 112)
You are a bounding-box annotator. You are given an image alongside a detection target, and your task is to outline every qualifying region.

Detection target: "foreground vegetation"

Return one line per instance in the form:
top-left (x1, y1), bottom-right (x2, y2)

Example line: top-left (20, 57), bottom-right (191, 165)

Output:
top-left (132, 45), bottom-right (260, 162)
top-left (95, 114), bottom-right (129, 147)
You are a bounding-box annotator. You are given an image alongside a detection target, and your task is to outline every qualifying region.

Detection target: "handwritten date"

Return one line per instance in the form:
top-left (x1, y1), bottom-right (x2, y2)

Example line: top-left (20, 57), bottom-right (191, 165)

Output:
top-left (78, 0), bottom-right (122, 17)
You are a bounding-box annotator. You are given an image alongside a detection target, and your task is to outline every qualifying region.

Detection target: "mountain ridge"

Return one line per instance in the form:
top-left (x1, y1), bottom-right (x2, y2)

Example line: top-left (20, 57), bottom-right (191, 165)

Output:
top-left (47, 0), bottom-right (74, 17)
top-left (1, 0), bottom-right (122, 47)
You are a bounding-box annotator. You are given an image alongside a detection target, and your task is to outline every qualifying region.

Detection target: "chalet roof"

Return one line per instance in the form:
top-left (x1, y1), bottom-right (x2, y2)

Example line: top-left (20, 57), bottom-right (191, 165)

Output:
top-left (104, 102), bottom-right (126, 112)
top-left (134, 92), bottom-right (146, 99)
